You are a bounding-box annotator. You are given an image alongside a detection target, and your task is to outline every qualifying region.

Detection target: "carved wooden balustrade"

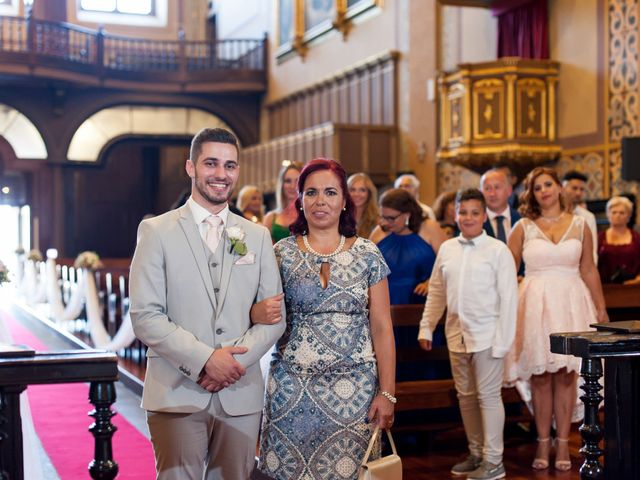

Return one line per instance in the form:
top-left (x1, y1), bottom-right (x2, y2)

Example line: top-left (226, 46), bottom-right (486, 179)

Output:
top-left (0, 347), bottom-right (119, 480)
top-left (0, 15), bottom-right (267, 92)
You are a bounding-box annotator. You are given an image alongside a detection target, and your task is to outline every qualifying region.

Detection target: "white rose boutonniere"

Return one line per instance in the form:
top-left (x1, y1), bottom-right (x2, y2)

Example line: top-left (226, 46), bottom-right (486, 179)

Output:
top-left (226, 227), bottom-right (248, 256)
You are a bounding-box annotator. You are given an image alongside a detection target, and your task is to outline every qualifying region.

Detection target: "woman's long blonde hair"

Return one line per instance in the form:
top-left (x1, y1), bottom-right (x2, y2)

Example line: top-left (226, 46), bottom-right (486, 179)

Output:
top-left (347, 172), bottom-right (379, 238)
top-left (236, 185), bottom-right (264, 222)
top-left (275, 161), bottom-right (304, 211)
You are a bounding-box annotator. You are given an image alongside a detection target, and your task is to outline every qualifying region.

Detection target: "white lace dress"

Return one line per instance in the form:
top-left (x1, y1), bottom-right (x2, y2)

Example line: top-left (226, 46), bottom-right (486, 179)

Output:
top-left (505, 215), bottom-right (598, 382)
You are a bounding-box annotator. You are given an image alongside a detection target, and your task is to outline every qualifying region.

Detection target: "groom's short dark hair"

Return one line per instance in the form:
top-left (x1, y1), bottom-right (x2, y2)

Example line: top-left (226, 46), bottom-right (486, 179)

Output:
top-left (190, 127), bottom-right (239, 163)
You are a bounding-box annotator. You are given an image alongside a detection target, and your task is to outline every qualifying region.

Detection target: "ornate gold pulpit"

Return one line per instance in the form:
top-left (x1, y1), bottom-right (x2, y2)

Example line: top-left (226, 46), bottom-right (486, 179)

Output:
top-left (437, 58), bottom-right (561, 175)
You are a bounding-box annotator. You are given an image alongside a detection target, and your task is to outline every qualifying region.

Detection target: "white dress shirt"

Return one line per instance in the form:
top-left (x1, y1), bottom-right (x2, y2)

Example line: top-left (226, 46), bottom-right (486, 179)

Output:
top-left (187, 196), bottom-right (230, 241)
top-left (418, 231), bottom-right (518, 358)
top-left (487, 206), bottom-right (512, 238)
top-left (574, 205), bottom-right (598, 263)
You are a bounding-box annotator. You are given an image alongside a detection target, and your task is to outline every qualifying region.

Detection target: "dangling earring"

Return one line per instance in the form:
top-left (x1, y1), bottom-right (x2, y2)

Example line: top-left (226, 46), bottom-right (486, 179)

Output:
top-left (405, 215), bottom-right (410, 227)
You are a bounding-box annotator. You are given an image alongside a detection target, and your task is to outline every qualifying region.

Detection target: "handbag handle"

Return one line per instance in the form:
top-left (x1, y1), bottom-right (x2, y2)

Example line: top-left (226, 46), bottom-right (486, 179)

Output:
top-left (361, 426), bottom-right (399, 466)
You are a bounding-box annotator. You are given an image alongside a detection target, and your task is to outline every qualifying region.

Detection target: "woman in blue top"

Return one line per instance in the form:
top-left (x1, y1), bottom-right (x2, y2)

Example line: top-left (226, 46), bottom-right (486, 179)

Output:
top-left (370, 188), bottom-right (446, 381)
top-left (370, 188), bottom-right (444, 304)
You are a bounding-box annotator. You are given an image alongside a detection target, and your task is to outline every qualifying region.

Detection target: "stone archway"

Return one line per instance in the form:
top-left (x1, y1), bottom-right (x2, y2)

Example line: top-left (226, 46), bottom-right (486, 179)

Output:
top-left (0, 104), bottom-right (48, 160)
top-left (67, 105), bottom-right (233, 162)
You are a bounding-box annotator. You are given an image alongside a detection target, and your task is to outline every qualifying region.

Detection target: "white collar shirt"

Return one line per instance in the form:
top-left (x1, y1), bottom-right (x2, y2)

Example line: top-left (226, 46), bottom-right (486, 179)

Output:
top-left (418, 231), bottom-right (518, 358)
top-left (187, 196), bottom-right (230, 241)
top-left (573, 205), bottom-right (598, 263)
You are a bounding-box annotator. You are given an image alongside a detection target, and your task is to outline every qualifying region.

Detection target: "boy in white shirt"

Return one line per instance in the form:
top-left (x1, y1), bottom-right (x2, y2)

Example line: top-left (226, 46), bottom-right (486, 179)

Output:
top-left (418, 188), bottom-right (517, 480)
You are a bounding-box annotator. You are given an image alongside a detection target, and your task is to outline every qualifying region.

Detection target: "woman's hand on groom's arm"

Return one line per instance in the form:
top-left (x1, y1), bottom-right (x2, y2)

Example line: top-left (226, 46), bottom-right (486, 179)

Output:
top-left (250, 293), bottom-right (284, 325)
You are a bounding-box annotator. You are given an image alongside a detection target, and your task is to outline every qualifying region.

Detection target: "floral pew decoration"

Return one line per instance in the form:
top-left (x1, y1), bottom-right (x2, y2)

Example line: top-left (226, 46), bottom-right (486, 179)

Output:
top-left (0, 260), bottom-right (10, 285)
top-left (76, 251), bottom-right (135, 351)
top-left (23, 249), bottom-right (44, 305)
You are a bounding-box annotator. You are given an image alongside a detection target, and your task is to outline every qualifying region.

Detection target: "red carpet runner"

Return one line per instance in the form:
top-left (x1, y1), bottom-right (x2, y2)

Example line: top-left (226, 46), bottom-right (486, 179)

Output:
top-left (2, 311), bottom-right (156, 479)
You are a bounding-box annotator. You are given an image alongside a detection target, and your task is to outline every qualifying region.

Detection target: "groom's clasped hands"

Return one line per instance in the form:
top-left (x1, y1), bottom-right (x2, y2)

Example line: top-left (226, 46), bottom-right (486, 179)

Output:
top-left (198, 292), bottom-right (285, 393)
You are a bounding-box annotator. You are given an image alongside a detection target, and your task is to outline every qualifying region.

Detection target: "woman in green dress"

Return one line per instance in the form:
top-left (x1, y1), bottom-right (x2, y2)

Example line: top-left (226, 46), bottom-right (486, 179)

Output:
top-left (264, 161), bottom-right (304, 243)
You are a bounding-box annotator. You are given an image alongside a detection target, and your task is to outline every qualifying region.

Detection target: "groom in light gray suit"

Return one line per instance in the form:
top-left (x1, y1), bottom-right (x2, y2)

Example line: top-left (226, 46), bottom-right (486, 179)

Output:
top-left (130, 127), bottom-right (285, 480)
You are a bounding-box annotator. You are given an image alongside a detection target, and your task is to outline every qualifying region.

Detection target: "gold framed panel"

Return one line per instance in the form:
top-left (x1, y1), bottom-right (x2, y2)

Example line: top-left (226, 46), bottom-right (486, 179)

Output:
top-left (447, 84), bottom-right (465, 144)
top-left (277, 0), bottom-right (383, 60)
top-left (472, 79), bottom-right (504, 141)
top-left (276, 0), bottom-right (303, 59)
top-left (516, 78), bottom-right (546, 139)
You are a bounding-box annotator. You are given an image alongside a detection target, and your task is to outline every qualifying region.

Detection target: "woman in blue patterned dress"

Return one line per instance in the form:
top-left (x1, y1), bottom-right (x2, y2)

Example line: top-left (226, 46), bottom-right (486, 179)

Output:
top-left (254, 158), bottom-right (396, 480)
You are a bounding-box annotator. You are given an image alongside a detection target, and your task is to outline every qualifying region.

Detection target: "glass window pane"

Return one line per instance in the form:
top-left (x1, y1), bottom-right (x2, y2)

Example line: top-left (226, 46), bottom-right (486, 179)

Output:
top-left (81, 0), bottom-right (116, 12)
top-left (117, 0), bottom-right (152, 15)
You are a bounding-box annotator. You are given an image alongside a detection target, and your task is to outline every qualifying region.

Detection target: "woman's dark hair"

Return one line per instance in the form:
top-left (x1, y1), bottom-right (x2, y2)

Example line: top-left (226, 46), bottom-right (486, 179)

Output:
top-left (379, 188), bottom-right (424, 233)
top-left (290, 158), bottom-right (357, 237)
top-left (433, 190), bottom-right (458, 221)
top-left (519, 166), bottom-right (565, 219)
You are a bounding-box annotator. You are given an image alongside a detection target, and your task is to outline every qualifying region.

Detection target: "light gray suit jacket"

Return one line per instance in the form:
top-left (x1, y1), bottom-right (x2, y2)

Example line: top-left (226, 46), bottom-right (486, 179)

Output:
top-left (130, 204), bottom-right (285, 416)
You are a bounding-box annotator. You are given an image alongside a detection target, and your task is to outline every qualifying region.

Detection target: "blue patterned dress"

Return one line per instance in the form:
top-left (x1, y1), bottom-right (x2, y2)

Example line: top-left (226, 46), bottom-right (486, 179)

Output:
top-left (259, 236), bottom-right (390, 480)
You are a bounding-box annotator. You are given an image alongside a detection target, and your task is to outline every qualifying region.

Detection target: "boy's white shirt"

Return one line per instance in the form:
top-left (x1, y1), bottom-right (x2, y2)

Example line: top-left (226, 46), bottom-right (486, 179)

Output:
top-left (418, 230), bottom-right (518, 358)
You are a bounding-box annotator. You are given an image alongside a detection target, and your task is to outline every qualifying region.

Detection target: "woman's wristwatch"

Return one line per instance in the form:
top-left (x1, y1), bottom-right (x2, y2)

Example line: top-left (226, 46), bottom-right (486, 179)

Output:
top-left (380, 391), bottom-right (397, 404)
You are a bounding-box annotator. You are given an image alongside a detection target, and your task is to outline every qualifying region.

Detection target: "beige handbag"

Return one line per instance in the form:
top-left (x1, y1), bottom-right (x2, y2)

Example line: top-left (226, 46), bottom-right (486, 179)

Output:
top-left (358, 426), bottom-right (402, 480)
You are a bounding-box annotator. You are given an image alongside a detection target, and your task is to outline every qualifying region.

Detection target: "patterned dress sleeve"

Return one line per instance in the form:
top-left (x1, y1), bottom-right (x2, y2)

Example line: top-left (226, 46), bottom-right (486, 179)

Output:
top-left (362, 239), bottom-right (391, 287)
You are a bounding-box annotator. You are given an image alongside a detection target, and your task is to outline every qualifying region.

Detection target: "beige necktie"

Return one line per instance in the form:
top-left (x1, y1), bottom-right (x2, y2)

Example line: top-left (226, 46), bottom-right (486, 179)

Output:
top-left (204, 215), bottom-right (223, 252)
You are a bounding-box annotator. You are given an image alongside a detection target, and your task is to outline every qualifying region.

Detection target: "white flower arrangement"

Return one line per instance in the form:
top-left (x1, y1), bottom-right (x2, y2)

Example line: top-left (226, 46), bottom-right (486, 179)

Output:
top-left (27, 249), bottom-right (43, 262)
top-left (226, 226), bottom-right (248, 256)
top-left (74, 251), bottom-right (104, 270)
top-left (0, 260), bottom-right (9, 284)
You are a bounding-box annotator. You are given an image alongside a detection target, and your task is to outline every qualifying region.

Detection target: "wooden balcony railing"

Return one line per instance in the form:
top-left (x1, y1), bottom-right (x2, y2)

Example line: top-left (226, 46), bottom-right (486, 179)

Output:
top-left (0, 16), bottom-right (267, 92)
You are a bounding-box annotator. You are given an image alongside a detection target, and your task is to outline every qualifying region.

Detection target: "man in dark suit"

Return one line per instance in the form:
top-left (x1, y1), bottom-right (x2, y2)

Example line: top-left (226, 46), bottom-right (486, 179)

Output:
top-left (480, 168), bottom-right (521, 243)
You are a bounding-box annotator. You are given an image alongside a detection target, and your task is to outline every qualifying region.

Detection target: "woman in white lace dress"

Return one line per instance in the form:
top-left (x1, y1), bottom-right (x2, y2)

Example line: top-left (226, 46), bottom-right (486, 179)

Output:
top-left (506, 167), bottom-right (607, 472)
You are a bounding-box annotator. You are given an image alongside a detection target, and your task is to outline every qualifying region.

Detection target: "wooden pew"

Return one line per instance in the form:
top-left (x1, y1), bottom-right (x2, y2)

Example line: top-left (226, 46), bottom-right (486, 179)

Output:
top-left (390, 304), bottom-right (529, 430)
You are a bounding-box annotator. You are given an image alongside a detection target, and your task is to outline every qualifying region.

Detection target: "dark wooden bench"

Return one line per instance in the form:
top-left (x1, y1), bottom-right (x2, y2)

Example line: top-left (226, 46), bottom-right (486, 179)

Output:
top-left (390, 304), bottom-right (530, 431)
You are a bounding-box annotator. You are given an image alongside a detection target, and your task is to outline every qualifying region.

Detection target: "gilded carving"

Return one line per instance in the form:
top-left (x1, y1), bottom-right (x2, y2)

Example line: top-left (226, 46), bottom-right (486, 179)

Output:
top-left (473, 79), bottom-right (504, 140)
top-left (436, 58), bottom-right (560, 172)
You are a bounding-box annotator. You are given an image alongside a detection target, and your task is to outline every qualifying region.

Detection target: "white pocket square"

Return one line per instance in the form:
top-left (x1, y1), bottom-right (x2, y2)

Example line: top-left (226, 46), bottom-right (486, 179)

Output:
top-left (234, 252), bottom-right (255, 265)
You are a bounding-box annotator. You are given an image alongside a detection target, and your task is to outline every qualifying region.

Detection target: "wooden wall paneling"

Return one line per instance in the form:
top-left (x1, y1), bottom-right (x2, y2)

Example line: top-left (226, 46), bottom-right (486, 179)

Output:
top-left (306, 127), bottom-right (316, 159)
top-left (253, 145), bottom-right (261, 187)
top-left (382, 61), bottom-right (395, 125)
top-left (311, 87), bottom-right (321, 126)
top-left (331, 81), bottom-right (339, 124)
top-left (305, 91), bottom-right (312, 128)
top-left (346, 73), bottom-right (357, 124)
top-left (338, 78), bottom-right (349, 123)
top-left (293, 130), bottom-right (304, 163)
top-left (296, 94), bottom-right (305, 131)
top-left (320, 84), bottom-right (330, 124)
top-left (269, 105), bottom-right (278, 139)
top-left (361, 69), bottom-right (371, 125)
top-left (280, 99), bottom-right (294, 135)
top-left (277, 104), bottom-right (285, 138)
top-left (251, 145), bottom-right (261, 187)
top-left (256, 144), bottom-right (264, 190)
top-left (371, 65), bottom-right (382, 124)
top-left (337, 126), bottom-right (363, 174)
top-left (267, 52), bottom-right (398, 137)
top-left (285, 99), bottom-right (293, 138)
top-left (368, 128), bottom-right (395, 181)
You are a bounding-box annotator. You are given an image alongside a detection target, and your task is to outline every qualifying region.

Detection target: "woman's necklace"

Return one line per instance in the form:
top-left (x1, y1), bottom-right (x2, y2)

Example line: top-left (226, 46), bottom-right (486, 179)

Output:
top-left (303, 234), bottom-right (346, 259)
top-left (539, 212), bottom-right (564, 223)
